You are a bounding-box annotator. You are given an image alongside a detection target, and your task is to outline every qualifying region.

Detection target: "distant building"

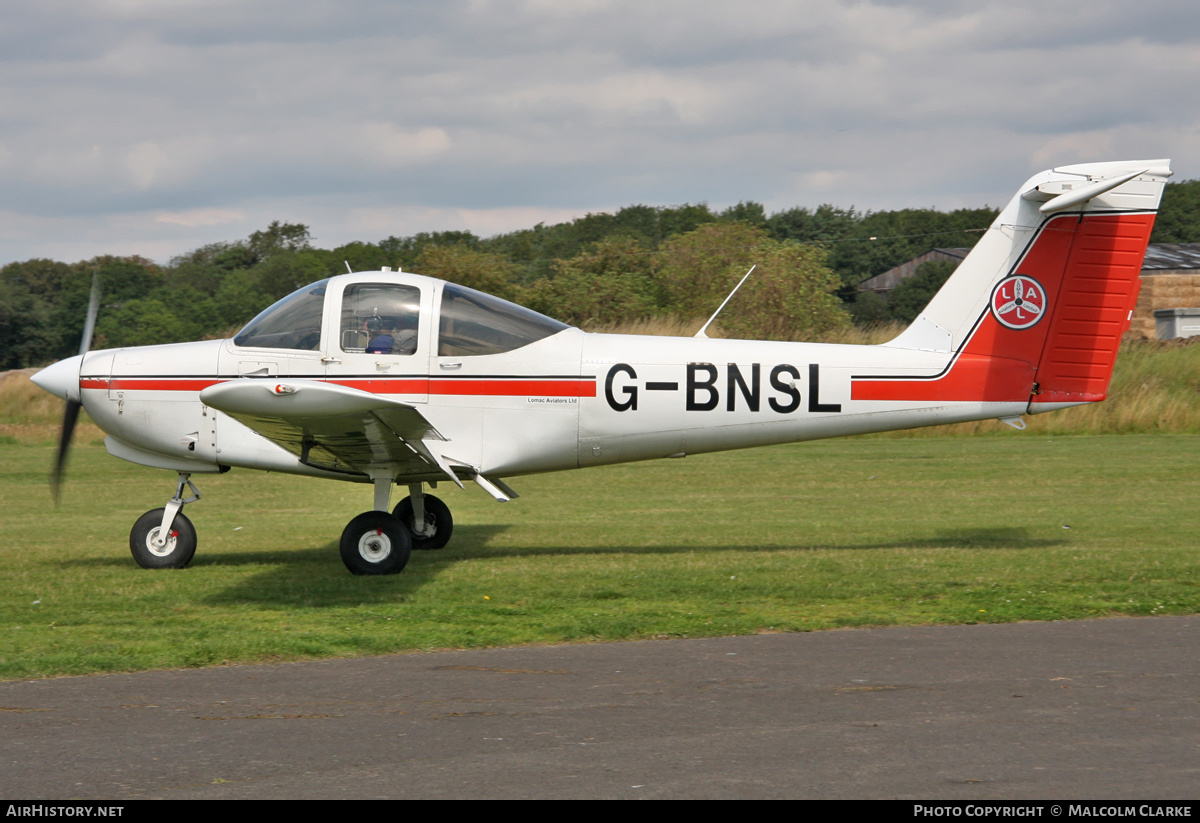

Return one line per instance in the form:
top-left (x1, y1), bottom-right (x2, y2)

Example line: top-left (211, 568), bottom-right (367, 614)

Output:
top-left (860, 243), bottom-right (1200, 339)
top-left (857, 248), bottom-right (969, 296)
top-left (1133, 244), bottom-right (1200, 338)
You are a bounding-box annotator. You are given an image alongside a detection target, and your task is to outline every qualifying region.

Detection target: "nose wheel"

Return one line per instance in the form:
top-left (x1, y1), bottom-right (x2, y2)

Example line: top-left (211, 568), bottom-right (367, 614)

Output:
top-left (130, 508), bottom-right (198, 569)
top-left (129, 473), bottom-right (200, 569)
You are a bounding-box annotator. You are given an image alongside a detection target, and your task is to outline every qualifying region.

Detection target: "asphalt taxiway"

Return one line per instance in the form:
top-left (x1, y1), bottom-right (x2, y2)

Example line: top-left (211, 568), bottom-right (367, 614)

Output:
top-left (2, 616), bottom-right (1197, 799)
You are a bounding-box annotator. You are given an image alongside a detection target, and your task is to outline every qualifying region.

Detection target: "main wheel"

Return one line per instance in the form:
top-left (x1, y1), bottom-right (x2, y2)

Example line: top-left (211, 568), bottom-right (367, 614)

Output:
top-left (393, 494), bottom-right (454, 550)
top-left (130, 508), bottom-right (198, 569)
top-left (340, 511), bottom-right (412, 575)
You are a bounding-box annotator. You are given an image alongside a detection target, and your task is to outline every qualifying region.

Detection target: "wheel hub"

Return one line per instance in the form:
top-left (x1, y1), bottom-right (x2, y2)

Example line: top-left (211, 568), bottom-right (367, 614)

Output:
top-left (357, 528), bottom-right (392, 563)
top-left (145, 528), bottom-right (178, 557)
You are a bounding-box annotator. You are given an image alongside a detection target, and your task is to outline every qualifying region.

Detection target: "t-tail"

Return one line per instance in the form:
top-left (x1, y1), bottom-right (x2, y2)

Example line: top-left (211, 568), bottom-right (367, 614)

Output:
top-left (854, 159), bottom-right (1172, 414)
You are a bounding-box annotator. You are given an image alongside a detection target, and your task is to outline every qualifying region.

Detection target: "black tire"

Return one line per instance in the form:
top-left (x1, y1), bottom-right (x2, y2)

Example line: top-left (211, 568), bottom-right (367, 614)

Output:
top-left (129, 508), bottom-right (197, 569)
top-left (393, 494), bottom-right (454, 550)
top-left (340, 511), bottom-right (412, 575)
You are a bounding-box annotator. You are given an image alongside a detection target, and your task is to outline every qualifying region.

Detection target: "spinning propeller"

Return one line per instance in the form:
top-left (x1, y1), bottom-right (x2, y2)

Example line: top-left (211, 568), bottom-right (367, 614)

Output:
top-left (32, 273), bottom-right (101, 504)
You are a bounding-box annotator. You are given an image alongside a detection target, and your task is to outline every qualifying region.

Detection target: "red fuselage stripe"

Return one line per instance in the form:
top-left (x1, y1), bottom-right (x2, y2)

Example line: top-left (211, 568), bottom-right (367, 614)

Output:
top-left (428, 379), bottom-right (595, 397)
top-left (83, 376), bottom-right (597, 398)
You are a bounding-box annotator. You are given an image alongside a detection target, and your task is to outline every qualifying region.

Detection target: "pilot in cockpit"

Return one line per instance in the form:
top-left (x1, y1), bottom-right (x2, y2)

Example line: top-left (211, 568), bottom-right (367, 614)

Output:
top-left (365, 310), bottom-right (418, 355)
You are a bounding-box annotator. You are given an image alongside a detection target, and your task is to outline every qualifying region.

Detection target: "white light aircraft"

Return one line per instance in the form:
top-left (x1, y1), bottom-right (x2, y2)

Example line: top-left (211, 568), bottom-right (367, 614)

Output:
top-left (32, 159), bottom-right (1171, 574)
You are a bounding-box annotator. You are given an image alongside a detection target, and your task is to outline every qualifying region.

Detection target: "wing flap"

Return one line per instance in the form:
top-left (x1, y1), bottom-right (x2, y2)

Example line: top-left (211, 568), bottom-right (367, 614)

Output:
top-left (200, 379), bottom-right (457, 478)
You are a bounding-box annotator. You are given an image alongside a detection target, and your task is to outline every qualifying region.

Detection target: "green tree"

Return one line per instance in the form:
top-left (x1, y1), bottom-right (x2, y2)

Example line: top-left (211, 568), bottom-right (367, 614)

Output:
top-left (525, 237), bottom-right (657, 326)
top-left (716, 242), bottom-right (849, 341)
top-left (827, 207), bottom-right (994, 295)
top-left (40, 256), bottom-right (165, 361)
top-left (1, 258), bottom-right (73, 298)
top-left (656, 203), bottom-right (717, 240)
top-left (655, 222), bottom-right (849, 341)
top-left (379, 231), bottom-right (479, 272)
top-left (0, 259), bottom-right (70, 365)
top-left (1150, 179), bottom-right (1200, 243)
top-left (849, 290), bottom-right (893, 326)
top-left (166, 242), bottom-right (257, 297)
top-left (329, 241), bottom-right (391, 274)
top-left (0, 280), bottom-right (52, 368)
top-left (654, 222), bottom-right (771, 317)
top-left (719, 201), bottom-right (767, 228)
top-left (766, 203), bottom-right (859, 245)
top-left (94, 298), bottom-right (202, 349)
top-left (415, 244), bottom-right (518, 300)
top-left (248, 221), bottom-right (312, 262)
top-left (214, 270), bottom-right (271, 329)
top-left (253, 249), bottom-right (331, 302)
top-left (887, 260), bottom-right (959, 324)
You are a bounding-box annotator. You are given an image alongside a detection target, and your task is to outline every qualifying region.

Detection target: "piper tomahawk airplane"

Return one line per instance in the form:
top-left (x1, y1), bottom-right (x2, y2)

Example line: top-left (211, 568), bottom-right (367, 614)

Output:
top-left (33, 159), bottom-right (1171, 574)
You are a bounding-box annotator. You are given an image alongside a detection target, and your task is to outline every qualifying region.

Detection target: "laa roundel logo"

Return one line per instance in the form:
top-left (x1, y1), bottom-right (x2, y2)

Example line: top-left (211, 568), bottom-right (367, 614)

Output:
top-left (990, 274), bottom-right (1047, 330)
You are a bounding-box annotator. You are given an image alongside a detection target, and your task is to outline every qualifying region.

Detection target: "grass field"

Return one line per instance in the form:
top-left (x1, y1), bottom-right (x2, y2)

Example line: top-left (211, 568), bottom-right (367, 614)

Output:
top-left (2, 434), bottom-right (1198, 680)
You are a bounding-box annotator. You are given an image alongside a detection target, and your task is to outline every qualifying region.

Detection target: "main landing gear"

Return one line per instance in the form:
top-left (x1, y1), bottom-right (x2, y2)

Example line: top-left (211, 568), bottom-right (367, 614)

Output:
top-left (340, 480), bottom-right (454, 575)
top-left (128, 475), bottom-right (455, 575)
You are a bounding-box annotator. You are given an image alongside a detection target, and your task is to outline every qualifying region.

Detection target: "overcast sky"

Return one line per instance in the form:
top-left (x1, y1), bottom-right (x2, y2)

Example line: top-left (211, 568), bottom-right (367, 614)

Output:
top-left (2, 0), bottom-right (1198, 267)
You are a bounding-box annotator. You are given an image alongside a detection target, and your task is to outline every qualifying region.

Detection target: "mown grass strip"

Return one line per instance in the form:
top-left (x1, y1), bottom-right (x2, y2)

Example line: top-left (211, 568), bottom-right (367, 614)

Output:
top-left (1, 435), bottom-right (1197, 680)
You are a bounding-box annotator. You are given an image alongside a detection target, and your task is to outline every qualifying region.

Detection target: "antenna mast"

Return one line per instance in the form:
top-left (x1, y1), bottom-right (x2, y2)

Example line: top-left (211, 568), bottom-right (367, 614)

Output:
top-left (695, 265), bottom-right (755, 338)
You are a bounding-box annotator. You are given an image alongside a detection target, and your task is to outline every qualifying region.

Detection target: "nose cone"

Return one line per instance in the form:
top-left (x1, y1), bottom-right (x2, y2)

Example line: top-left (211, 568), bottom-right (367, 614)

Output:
top-left (31, 354), bottom-right (84, 402)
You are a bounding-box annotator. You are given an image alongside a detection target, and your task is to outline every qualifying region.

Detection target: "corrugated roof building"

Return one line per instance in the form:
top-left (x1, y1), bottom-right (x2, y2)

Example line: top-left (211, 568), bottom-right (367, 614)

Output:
top-left (1133, 243), bottom-right (1200, 337)
top-left (857, 248), bottom-right (969, 295)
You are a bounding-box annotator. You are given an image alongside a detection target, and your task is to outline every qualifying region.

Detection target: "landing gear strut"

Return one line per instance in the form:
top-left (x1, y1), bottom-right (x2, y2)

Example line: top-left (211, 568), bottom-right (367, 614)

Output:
top-left (394, 483), bottom-right (454, 551)
top-left (130, 473), bottom-right (200, 569)
top-left (338, 480), bottom-right (456, 574)
top-left (339, 474), bottom-right (413, 575)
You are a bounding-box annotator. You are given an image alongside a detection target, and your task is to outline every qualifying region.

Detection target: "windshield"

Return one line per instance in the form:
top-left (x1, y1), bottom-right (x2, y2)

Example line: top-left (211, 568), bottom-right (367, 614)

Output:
top-left (234, 280), bottom-right (328, 350)
top-left (438, 283), bottom-right (570, 356)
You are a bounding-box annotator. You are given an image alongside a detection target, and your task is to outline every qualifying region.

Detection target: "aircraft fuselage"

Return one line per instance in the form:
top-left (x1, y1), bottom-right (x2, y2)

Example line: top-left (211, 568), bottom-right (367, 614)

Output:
top-left (73, 323), bottom-right (1027, 485)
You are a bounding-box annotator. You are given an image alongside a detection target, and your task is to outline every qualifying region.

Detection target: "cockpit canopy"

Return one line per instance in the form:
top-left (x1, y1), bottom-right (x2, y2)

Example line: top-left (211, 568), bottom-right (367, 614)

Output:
top-left (437, 283), bottom-right (569, 356)
top-left (232, 276), bottom-right (571, 356)
top-left (233, 279), bottom-right (328, 351)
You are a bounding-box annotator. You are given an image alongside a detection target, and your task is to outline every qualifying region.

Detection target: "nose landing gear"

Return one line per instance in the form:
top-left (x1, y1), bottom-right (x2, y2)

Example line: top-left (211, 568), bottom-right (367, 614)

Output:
top-left (130, 473), bottom-right (200, 569)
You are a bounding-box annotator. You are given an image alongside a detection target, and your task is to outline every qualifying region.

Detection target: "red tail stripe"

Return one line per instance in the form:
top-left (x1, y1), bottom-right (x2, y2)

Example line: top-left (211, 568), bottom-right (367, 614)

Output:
top-left (851, 212), bottom-right (1155, 405)
top-left (851, 354), bottom-right (1036, 403)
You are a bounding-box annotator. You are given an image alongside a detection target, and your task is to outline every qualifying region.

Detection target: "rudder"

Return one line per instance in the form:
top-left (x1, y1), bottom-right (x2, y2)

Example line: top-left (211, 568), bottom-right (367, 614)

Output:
top-left (1029, 212), bottom-right (1156, 411)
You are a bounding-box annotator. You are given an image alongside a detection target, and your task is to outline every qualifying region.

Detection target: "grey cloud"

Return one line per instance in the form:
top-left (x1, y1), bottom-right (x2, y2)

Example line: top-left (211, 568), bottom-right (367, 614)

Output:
top-left (1, 0), bottom-right (1198, 265)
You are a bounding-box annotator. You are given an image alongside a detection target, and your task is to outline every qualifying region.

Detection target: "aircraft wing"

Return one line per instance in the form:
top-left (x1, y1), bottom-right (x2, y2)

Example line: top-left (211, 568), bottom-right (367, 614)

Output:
top-left (199, 379), bottom-right (462, 481)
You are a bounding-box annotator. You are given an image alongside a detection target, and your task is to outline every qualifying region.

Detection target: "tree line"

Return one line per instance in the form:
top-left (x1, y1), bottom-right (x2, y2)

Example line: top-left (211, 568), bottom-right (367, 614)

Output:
top-left (3, 179), bottom-right (1197, 370)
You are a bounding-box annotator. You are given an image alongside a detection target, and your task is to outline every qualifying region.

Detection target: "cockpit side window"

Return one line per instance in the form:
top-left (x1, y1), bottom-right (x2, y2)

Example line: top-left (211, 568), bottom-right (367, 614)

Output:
top-left (438, 283), bottom-right (571, 357)
top-left (234, 280), bottom-right (328, 350)
top-left (340, 284), bottom-right (422, 355)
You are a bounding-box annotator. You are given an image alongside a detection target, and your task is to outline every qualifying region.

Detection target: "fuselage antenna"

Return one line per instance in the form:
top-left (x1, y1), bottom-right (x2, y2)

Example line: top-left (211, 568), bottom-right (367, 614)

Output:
top-left (695, 265), bottom-right (756, 339)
